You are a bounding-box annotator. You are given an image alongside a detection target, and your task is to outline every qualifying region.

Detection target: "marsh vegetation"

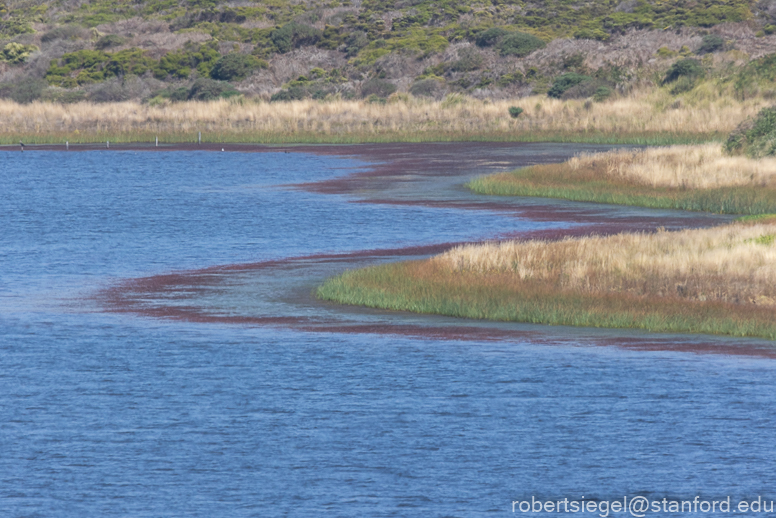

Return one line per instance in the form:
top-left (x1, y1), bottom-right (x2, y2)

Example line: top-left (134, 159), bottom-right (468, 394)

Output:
top-left (317, 219), bottom-right (776, 339)
top-left (469, 144), bottom-right (776, 214)
top-left (0, 91), bottom-right (766, 145)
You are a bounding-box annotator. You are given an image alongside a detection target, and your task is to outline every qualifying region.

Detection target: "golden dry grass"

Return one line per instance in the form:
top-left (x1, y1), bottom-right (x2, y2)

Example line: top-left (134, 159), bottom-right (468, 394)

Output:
top-left (436, 221), bottom-right (776, 306)
top-left (317, 220), bottom-right (776, 338)
top-left (566, 144), bottom-right (776, 189)
top-left (0, 90), bottom-right (767, 143)
top-left (469, 143), bottom-right (776, 214)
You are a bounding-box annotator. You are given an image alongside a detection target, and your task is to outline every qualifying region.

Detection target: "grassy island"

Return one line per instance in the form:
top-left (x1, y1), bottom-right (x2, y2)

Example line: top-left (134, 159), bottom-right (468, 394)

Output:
top-left (468, 144), bottom-right (776, 215)
top-left (317, 218), bottom-right (776, 340)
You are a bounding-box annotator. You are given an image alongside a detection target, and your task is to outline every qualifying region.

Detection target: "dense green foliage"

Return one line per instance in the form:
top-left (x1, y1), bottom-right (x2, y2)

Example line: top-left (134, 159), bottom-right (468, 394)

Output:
top-left (664, 58), bottom-right (704, 82)
top-left (270, 22), bottom-right (322, 53)
top-left (496, 31), bottom-right (546, 57)
top-left (154, 43), bottom-right (220, 79)
top-left (210, 53), bottom-right (267, 81)
top-left (547, 74), bottom-right (592, 99)
top-left (697, 34), bottom-right (725, 54)
top-left (44, 42), bottom-right (269, 88)
top-left (0, 0), bottom-right (769, 103)
top-left (1, 42), bottom-right (37, 64)
top-left (725, 106), bottom-right (776, 158)
top-left (45, 49), bottom-right (155, 87)
top-left (662, 57), bottom-right (704, 94)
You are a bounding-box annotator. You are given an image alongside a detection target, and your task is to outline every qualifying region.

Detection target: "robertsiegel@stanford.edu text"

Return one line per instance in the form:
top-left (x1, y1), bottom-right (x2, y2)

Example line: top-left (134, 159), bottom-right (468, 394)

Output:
top-left (511, 496), bottom-right (775, 516)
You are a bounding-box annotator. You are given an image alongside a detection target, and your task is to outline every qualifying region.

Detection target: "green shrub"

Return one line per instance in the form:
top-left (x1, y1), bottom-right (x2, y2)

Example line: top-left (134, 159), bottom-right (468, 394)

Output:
top-left (663, 58), bottom-right (704, 83)
top-left (475, 27), bottom-right (508, 47)
top-left (153, 43), bottom-right (221, 80)
top-left (103, 48), bottom-right (154, 77)
top-left (657, 46), bottom-right (678, 58)
top-left (1, 42), bottom-right (37, 64)
top-left (95, 34), bottom-right (126, 50)
top-left (210, 53), bottom-right (267, 81)
top-left (154, 86), bottom-right (190, 102)
top-left (409, 79), bottom-right (440, 97)
top-left (497, 71), bottom-right (524, 87)
top-left (187, 78), bottom-right (240, 100)
top-left (593, 85), bottom-right (612, 102)
top-left (497, 31), bottom-right (545, 57)
top-left (45, 48), bottom-right (156, 86)
top-left (547, 73), bottom-right (592, 98)
top-left (508, 106), bottom-right (523, 118)
top-left (725, 106), bottom-right (776, 158)
top-left (697, 34), bottom-right (724, 54)
top-left (573, 27), bottom-right (610, 41)
top-left (450, 47), bottom-right (483, 72)
top-left (0, 17), bottom-right (33, 36)
top-left (41, 25), bottom-right (86, 43)
top-left (734, 53), bottom-right (776, 99)
top-left (361, 78), bottom-right (396, 98)
top-left (668, 76), bottom-right (697, 95)
top-left (271, 23), bottom-right (323, 53)
top-left (270, 86), bottom-right (307, 102)
top-left (559, 79), bottom-right (610, 100)
top-left (0, 78), bottom-right (46, 103)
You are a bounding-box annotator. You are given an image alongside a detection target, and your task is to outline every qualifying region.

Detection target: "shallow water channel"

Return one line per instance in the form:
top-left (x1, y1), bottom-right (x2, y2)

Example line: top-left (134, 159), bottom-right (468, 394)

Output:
top-left (1, 143), bottom-right (774, 517)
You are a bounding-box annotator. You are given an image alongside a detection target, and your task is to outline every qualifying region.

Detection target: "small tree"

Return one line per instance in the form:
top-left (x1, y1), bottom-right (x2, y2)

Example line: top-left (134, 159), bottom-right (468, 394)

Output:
top-left (508, 106), bottom-right (523, 118)
top-left (476, 27), bottom-right (508, 47)
top-left (663, 58), bottom-right (704, 84)
top-left (547, 73), bottom-right (592, 98)
top-left (361, 78), bottom-right (397, 98)
top-left (497, 32), bottom-right (545, 57)
top-left (697, 34), bottom-right (724, 54)
top-left (210, 53), bottom-right (267, 81)
top-left (188, 78), bottom-right (240, 101)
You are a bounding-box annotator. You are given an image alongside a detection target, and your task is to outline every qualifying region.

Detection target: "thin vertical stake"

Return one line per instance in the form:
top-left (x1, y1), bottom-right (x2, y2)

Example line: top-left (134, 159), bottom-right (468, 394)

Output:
top-left (107, 140), bottom-right (109, 148)
top-left (66, 141), bottom-right (69, 150)
top-left (155, 136), bottom-right (158, 147)
top-left (198, 132), bottom-right (201, 144)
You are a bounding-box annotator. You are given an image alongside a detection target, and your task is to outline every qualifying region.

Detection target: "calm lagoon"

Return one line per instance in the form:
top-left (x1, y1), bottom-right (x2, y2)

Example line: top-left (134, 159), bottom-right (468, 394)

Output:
top-left (1, 144), bottom-right (774, 517)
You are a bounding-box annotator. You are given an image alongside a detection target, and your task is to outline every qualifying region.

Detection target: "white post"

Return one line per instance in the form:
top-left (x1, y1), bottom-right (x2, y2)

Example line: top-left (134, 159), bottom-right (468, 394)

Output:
top-left (155, 136), bottom-right (158, 147)
top-left (198, 131), bottom-right (201, 144)
top-left (66, 141), bottom-right (69, 150)
top-left (107, 140), bottom-right (109, 148)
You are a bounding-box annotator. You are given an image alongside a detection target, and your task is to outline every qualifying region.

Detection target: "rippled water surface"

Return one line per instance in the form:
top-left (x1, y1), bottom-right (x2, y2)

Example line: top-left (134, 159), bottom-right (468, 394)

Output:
top-left (1, 145), bottom-right (774, 517)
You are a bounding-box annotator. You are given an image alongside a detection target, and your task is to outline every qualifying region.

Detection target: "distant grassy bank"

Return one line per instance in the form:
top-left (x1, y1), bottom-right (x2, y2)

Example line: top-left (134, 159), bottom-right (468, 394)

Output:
top-left (469, 144), bottom-right (776, 215)
top-left (317, 220), bottom-right (776, 340)
top-left (0, 93), bottom-right (762, 145)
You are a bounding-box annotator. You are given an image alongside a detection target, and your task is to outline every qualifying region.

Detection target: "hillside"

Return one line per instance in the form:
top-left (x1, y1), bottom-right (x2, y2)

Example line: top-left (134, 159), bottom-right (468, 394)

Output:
top-left (1, 0), bottom-right (776, 104)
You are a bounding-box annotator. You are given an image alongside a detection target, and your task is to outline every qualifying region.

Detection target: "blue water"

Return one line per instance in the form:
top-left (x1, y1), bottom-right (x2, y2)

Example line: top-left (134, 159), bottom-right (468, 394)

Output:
top-left (1, 147), bottom-right (775, 517)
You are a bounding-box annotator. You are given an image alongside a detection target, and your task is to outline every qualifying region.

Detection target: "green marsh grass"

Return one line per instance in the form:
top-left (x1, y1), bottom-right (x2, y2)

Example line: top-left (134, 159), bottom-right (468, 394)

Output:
top-left (318, 222), bottom-right (776, 340)
top-left (469, 145), bottom-right (776, 215)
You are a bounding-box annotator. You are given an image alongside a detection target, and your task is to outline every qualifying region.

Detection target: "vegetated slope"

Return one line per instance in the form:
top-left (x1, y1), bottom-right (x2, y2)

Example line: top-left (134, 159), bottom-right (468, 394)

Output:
top-left (1, 0), bottom-right (776, 104)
